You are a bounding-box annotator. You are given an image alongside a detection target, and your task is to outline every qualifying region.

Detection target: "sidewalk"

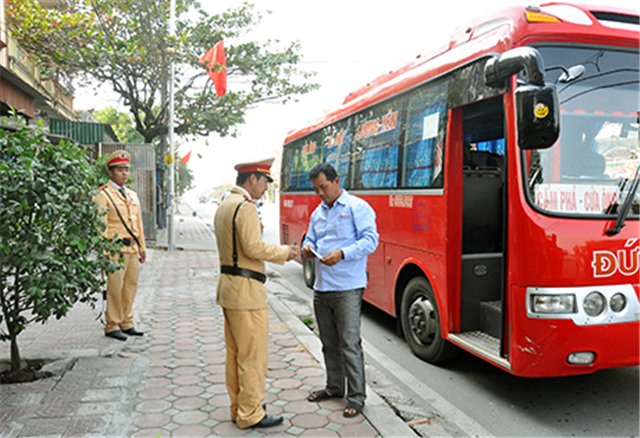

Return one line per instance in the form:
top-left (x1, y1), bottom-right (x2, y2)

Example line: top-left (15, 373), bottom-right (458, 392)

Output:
top-left (0, 213), bottom-right (415, 437)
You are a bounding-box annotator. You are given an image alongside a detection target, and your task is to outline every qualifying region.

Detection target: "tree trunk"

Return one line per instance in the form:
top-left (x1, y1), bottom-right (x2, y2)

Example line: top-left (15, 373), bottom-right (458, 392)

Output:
top-left (10, 334), bottom-right (21, 372)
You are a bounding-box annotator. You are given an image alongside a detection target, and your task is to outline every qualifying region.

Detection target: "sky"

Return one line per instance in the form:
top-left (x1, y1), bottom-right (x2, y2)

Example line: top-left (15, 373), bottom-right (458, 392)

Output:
top-left (73, 0), bottom-right (637, 200)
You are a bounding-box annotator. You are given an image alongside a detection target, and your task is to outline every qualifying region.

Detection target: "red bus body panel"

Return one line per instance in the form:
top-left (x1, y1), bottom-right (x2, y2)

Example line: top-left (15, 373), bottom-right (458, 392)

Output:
top-left (280, 3), bottom-right (639, 377)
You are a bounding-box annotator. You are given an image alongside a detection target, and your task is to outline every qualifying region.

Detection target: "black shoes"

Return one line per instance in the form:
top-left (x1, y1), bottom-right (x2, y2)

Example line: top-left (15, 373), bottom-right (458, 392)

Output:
top-left (106, 328), bottom-right (144, 340)
top-left (105, 330), bottom-right (127, 341)
top-left (251, 414), bottom-right (283, 428)
top-left (123, 327), bottom-right (144, 336)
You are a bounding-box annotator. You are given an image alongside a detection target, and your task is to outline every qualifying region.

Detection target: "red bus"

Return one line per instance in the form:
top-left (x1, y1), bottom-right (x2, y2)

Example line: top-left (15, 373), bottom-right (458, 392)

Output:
top-left (279, 3), bottom-right (639, 377)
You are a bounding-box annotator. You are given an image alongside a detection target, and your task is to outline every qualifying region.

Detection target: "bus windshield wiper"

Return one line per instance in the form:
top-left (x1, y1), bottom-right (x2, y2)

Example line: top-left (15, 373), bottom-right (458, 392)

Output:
top-left (606, 165), bottom-right (640, 236)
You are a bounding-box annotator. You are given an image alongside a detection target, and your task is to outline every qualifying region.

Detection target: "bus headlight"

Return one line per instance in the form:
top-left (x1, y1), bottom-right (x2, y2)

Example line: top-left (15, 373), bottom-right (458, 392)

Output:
top-left (531, 294), bottom-right (575, 313)
top-left (526, 285), bottom-right (638, 325)
top-left (584, 292), bottom-right (606, 317)
top-left (609, 293), bottom-right (627, 313)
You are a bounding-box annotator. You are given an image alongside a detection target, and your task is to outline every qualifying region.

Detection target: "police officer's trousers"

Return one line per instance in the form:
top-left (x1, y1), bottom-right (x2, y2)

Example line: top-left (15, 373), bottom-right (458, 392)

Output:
top-left (105, 252), bottom-right (140, 333)
top-left (223, 308), bottom-right (268, 428)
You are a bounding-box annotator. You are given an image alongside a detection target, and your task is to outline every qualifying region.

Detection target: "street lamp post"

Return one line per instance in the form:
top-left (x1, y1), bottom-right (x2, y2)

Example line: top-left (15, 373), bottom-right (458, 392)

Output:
top-left (167, 0), bottom-right (176, 250)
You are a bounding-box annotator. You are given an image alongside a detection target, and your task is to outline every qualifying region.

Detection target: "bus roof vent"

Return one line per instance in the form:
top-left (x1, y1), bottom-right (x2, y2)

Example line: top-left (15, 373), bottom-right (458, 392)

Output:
top-left (591, 11), bottom-right (640, 31)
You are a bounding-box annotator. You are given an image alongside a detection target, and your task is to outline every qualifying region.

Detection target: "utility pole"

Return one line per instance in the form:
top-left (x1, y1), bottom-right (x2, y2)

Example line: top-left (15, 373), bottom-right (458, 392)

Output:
top-left (167, 0), bottom-right (176, 250)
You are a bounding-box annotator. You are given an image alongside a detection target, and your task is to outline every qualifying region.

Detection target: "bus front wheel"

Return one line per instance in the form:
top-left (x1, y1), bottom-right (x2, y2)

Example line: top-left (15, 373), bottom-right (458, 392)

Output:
top-left (400, 277), bottom-right (457, 363)
top-left (302, 256), bottom-right (315, 289)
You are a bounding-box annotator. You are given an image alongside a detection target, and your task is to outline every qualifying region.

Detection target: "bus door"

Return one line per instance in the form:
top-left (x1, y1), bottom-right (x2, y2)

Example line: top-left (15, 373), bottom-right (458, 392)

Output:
top-left (458, 96), bottom-right (507, 358)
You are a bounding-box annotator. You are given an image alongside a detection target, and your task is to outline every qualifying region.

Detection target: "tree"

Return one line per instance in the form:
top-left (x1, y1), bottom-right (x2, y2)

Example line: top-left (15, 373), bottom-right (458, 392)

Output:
top-left (7, 0), bottom-right (319, 145)
top-left (176, 158), bottom-right (194, 197)
top-left (0, 116), bottom-right (120, 376)
top-left (92, 107), bottom-right (145, 144)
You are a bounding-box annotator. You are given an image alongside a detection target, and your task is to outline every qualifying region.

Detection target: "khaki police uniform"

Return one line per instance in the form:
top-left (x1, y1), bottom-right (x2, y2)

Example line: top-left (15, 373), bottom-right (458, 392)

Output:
top-left (214, 182), bottom-right (289, 428)
top-left (94, 151), bottom-right (146, 335)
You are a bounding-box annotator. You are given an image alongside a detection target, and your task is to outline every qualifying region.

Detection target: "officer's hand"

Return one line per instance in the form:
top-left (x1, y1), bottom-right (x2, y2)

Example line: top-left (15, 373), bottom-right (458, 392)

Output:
top-left (139, 252), bottom-right (146, 264)
top-left (320, 249), bottom-right (342, 266)
top-left (287, 244), bottom-right (299, 261)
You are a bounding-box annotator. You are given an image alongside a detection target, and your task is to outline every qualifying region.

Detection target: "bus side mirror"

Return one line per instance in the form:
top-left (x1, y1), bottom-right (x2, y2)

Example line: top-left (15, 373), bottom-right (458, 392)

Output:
top-left (515, 84), bottom-right (559, 150)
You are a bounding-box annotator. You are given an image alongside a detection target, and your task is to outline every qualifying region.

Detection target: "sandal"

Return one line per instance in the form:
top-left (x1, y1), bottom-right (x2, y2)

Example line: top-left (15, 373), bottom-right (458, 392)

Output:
top-left (343, 400), bottom-right (364, 418)
top-left (307, 389), bottom-right (340, 402)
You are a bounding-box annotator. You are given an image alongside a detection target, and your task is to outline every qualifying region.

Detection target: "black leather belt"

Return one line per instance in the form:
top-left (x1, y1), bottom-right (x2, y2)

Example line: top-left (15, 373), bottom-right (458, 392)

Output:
top-left (221, 265), bottom-right (267, 283)
top-left (119, 238), bottom-right (133, 246)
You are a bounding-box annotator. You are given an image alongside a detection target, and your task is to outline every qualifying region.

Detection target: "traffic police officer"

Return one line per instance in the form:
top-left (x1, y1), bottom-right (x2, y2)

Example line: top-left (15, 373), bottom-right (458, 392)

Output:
top-left (94, 150), bottom-right (146, 341)
top-left (214, 157), bottom-right (298, 429)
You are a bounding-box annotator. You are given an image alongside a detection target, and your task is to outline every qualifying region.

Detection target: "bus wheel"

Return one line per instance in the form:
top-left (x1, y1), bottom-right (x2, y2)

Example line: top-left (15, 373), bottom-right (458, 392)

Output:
top-left (302, 256), bottom-right (315, 289)
top-left (401, 277), bottom-right (457, 363)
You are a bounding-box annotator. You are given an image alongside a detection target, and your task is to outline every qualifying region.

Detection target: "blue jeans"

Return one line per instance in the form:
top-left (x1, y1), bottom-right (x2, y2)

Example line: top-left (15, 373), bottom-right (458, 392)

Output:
top-left (314, 288), bottom-right (366, 404)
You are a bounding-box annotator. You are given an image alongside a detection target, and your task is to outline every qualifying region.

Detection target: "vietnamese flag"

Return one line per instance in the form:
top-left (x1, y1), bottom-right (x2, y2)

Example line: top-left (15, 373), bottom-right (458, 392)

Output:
top-left (181, 151), bottom-right (192, 165)
top-left (200, 41), bottom-right (227, 97)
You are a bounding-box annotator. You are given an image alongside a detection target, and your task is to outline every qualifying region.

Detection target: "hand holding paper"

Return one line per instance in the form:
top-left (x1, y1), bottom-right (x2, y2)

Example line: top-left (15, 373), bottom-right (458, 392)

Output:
top-left (309, 247), bottom-right (324, 259)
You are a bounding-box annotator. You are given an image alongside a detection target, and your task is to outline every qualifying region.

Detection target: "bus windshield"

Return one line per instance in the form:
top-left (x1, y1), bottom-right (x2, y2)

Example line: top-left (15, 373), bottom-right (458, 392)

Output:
top-left (525, 46), bottom-right (639, 217)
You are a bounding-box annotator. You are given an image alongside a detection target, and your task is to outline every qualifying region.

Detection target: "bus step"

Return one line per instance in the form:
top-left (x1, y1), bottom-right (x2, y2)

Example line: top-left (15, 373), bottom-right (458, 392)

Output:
top-left (480, 300), bottom-right (502, 338)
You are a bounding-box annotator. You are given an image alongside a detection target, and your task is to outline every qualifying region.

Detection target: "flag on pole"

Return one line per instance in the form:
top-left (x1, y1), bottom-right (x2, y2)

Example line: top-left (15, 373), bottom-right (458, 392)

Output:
top-left (200, 41), bottom-right (227, 97)
top-left (181, 151), bottom-right (192, 165)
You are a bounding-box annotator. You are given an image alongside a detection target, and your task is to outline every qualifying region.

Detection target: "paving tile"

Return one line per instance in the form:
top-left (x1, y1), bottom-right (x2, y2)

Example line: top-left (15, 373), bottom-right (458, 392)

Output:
top-left (145, 366), bottom-right (172, 377)
top-left (275, 388), bottom-right (312, 402)
top-left (172, 424), bottom-right (214, 436)
top-left (135, 399), bottom-right (172, 414)
top-left (338, 421), bottom-right (380, 436)
top-left (137, 387), bottom-right (172, 400)
top-left (145, 376), bottom-right (172, 387)
top-left (147, 345), bottom-right (171, 353)
top-left (0, 404), bottom-right (37, 424)
top-left (172, 365), bottom-right (202, 375)
top-left (3, 391), bottom-right (45, 407)
top-left (204, 383), bottom-right (228, 395)
top-left (172, 385), bottom-right (204, 397)
top-left (300, 428), bottom-right (339, 436)
top-left (172, 396), bottom-right (207, 411)
top-left (296, 366), bottom-right (325, 377)
top-left (286, 400), bottom-right (322, 415)
top-left (272, 377), bottom-right (303, 390)
top-left (173, 358), bottom-right (201, 367)
top-left (134, 412), bottom-right (171, 428)
top-left (275, 337), bottom-right (300, 347)
top-left (211, 421), bottom-right (247, 436)
top-left (75, 401), bottom-right (119, 416)
top-left (172, 409), bottom-right (209, 425)
top-left (207, 408), bottom-right (231, 422)
top-left (66, 415), bottom-right (108, 435)
top-left (207, 393), bottom-right (231, 408)
top-left (81, 388), bottom-right (121, 402)
top-left (18, 417), bottom-right (69, 436)
top-left (302, 375), bottom-right (326, 388)
top-left (269, 360), bottom-right (291, 370)
top-left (290, 412), bottom-right (330, 429)
top-left (130, 427), bottom-right (170, 437)
top-left (36, 400), bottom-right (80, 417)
top-left (172, 374), bottom-right (204, 386)
top-left (202, 364), bottom-right (225, 374)
top-left (204, 373), bottom-right (226, 384)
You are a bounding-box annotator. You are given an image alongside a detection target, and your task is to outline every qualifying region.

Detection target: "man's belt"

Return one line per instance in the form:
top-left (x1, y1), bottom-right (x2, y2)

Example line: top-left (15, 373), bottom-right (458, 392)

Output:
top-left (220, 265), bottom-right (267, 283)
